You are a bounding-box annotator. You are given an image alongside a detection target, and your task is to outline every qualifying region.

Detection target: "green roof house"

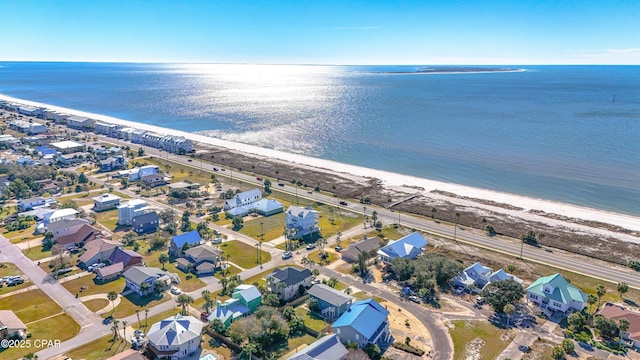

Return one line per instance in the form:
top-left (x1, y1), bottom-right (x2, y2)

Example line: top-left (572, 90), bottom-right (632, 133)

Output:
top-left (232, 284), bottom-right (263, 313)
top-left (526, 273), bottom-right (587, 317)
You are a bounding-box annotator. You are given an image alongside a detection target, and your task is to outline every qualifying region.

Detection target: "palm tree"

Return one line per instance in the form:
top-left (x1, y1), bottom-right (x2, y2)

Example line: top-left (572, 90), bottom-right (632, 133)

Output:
top-left (111, 318), bottom-right (120, 339)
top-left (587, 294), bottom-right (598, 316)
top-left (504, 304), bottom-right (516, 333)
top-left (617, 282), bottom-right (629, 299)
top-left (135, 308), bottom-right (141, 327)
top-left (107, 291), bottom-right (118, 314)
top-left (140, 282), bottom-right (151, 295)
top-left (145, 308), bottom-right (149, 328)
top-left (202, 290), bottom-right (213, 313)
top-left (158, 253), bottom-right (169, 270)
top-left (176, 293), bottom-right (194, 315)
top-left (122, 320), bottom-right (128, 340)
top-left (619, 318), bottom-right (630, 346)
top-left (242, 342), bottom-right (260, 360)
top-left (335, 231), bottom-right (342, 246)
top-left (596, 284), bottom-right (607, 310)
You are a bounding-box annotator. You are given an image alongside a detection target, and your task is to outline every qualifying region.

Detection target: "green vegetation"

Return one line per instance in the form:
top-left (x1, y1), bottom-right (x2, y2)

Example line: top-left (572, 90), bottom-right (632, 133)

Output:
top-left (64, 335), bottom-right (129, 360)
top-left (83, 298), bottom-right (110, 312)
top-left (62, 276), bottom-right (125, 297)
top-left (22, 245), bottom-right (53, 261)
top-left (93, 209), bottom-right (120, 231)
top-left (1, 313), bottom-right (80, 360)
top-left (218, 240), bottom-right (271, 269)
top-left (110, 292), bottom-right (171, 319)
top-left (294, 306), bottom-right (329, 332)
top-left (449, 320), bottom-right (510, 360)
top-left (0, 289), bottom-right (62, 323)
top-left (240, 213), bottom-right (286, 241)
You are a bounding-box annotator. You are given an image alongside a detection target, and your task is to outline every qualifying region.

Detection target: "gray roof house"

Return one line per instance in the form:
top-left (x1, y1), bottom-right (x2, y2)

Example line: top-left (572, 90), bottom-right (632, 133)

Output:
top-left (308, 284), bottom-right (354, 320)
top-left (341, 236), bottom-right (384, 263)
top-left (147, 314), bottom-right (203, 360)
top-left (287, 334), bottom-right (348, 360)
top-left (131, 211), bottom-right (160, 234)
top-left (123, 266), bottom-right (171, 297)
top-left (267, 267), bottom-right (312, 302)
top-left (181, 244), bottom-right (221, 276)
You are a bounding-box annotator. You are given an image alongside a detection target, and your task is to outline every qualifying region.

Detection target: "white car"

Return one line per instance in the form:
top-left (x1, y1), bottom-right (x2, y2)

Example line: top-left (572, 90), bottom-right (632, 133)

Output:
top-left (170, 287), bottom-right (181, 295)
top-left (455, 287), bottom-right (465, 295)
top-left (212, 238), bottom-right (222, 244)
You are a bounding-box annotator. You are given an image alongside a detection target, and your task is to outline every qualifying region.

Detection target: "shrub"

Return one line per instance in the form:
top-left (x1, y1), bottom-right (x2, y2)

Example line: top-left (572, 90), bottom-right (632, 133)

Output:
top-left (392, 342), bottom-right (425, 356)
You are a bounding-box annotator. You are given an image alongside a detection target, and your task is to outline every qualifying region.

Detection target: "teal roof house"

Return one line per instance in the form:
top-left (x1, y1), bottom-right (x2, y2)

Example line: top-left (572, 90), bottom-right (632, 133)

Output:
top-left (526, 273), bottom-right (587, 317)
top-left (208, 285), bottom-right (262, 328)
top-left (232, 284), bottom-right (263, 313)
top-left (331, 299), bottom-right (391, 348)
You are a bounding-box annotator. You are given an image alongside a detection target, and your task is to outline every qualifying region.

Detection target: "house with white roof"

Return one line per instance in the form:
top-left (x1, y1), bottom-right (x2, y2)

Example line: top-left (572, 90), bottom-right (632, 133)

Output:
top-left (285, 206), bottom-right (320, 239)
top-left (224, 197), bottom-right (284, 217)
top-left (67, 115), bottom-right (95, 130)
top-left (50, 140), bottom-right (86, 154)
top-left (223, 189), bottom-right (262, 211)
top-left (18, 196), bottom-right (50, 211)
top-left (377, 232), bottom-right (428, 264)
top-left (118, 199), bottom-right (150, 225)
top-left (526, 273), bottom-right (587, 317)
top-left (147, 314), bottom-right (203, 360)
top-left (454, 262), bottom-right (522, 293)
top-left (92, 193), bottom-right (122, 211)
top-left (94, 122), bottom-right (119, 136)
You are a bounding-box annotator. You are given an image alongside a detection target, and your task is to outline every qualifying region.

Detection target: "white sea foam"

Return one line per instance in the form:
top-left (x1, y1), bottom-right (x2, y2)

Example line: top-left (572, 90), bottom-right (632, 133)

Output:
top-left (2, 93), bottom-right (640, 232)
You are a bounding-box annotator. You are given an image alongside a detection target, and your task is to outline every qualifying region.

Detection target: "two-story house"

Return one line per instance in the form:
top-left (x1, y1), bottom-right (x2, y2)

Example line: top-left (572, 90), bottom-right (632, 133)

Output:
top-left (285, 206), bottom-right (319, 239)
top-left (454, 262), bottom-right (523, 292)
top-left (266, 267), bottom-right (312, 302)
top-left (207, 284), bottom-right (263, 328)
top-left (123, 266), bottom-right (172, 297)
top-left (526, 273), bottom-right (587, 317)
top-left (223, 189), bottom-right (262, 211)
top-left (308, 284), bottom-right (354, 320)
top-left (332, 299), bottom-right (391, 348)
top-left (170, 230), bottom-right (203, 256)
top-left (92, 193), bottom-right (122, 211)
top-left (147, 314), bottom-right (203, 360)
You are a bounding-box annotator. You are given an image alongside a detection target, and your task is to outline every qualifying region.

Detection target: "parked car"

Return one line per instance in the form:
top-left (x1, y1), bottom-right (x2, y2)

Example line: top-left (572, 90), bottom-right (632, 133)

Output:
top-left (339, 201), bottom-right (348, 206)
top-left (256, 177), bottom-right (263, 181)
top-left (409, 295), bottom-right (421, 303)
top-left (212, 238), bottom-right (223, 244)
top-left (170, 287), bottom-right (181, 295)
top-left (334, 246), bottom-right (343, 252)
top-left (282, 251), bottom-right (293, 260)
top-left (455, 287), bottom-right (465, 295)
top-left (476, 296), bottom-right (484, 305)
top-left (187, 159), bottom-right (192, 162)
top-left (306, 244), bottom-right (316, 250)
top-left (278, 183), bottom-right (285, 186)
top-left (213, 167), bottom-right (218, 171)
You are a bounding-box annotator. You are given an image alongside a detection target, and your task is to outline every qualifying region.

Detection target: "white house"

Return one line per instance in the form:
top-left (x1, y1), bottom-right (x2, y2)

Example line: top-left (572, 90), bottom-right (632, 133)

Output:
top-left (454, 262), bottom-right (522, 292)
top-left (18, 196), bottom-right (49, 211)
top-left (377, 232), bottom-right (428, 264)
top-left (50, 140), bottom-right (86, 154)
top-left (285, 205), bottom-right (319, 239)
top-left (526, 273), bottom-right (587, 317)
top-left (147, 314), bottom-right (203, 360)
top-left (118, 199), bottom-right (150, 225)
top-left (92, 193), bottom-right (122, 211)
top-left (267, 267), bottom-right (312, 301)
top-left (223, 189), bottom-right (262, 211)
top-left (123, 266), bottom-right (172, 296)
top-left (67, 115), bottom-right (94, 130)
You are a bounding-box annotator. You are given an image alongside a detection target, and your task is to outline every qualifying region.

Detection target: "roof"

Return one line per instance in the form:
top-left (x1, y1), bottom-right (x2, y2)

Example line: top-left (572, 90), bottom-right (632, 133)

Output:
top-left (123, 266), bottom-right (167, 285)
top-left (172, 230), bottom-right (202, 248)
top-left (490, 269), bottom-right (523, 284)
top-left (207, 302), bottom-right (249, 323)
top-left (599, 303), bottom-right (640, 342)
top-left (18, 196), bottom-right (46, 204)
top-left (341, 237), bottom-right (383, 260)
top-left (109, 247), bottom-right (142, 267)
top-left (377, 232), bottom-right (427, 259)
top-left (105, 349), bottom-right (146, 360)
top-left (287, 334), bottom-right (348, 360)
top-left (233, 284), bottom-right (262, 303)
top-left (184, 244), bottom-right (220, 261)
top-left (92, 193), bottom-right (121, 203)
top-left (287, 205), bottom-right (318, 218)
top-left (147, 314), bottom-right (203, 348)
top-left (131, 211), bottom-right (159, 225)
top-left (237, 189), bottom-right (261, 202)
top-left (176, 258), bottom-right (191, 267)
top-left (118, 199), bottom-right (148, 209)
top-left (79, 238), bottom-right (119, 264)
top-left (254, 198), bottom-right (283, 213)
top-left (196, 262), bottom-right (216, 272)
top-left (97, 262), bottom-right (124, 278)
top-left (46, 218), bottom-right (89, 233)
top-left (0, 310), bottom-right (27, 330)
top-left (55, 224), bottom-right (97, 246)
top-left (268, 267), bottom-right (312, 287)
top-left (50, 140), bottom-right (84, 149)
top-left (308, 284), bottom-right (354, 307)
top-left (46, 208), bottom-right (79, 221)
top-left (332, 299), bottom-right (389, 339)
top-left (526, 273), bottom-right (587, 304)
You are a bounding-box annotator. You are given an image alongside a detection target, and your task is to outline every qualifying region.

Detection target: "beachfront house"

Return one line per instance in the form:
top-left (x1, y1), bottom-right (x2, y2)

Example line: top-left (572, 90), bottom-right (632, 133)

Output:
top-left (377, 232), bottom-right (428, 264)
top-left (454, 262), bottom-right (523, 293)
top-left (223, 189), bottom-right (262, 211)
top-left (224, 197), bottom-right (284, 218)
top-left (308, 284), bottom-right (354, 320)
top-left (147, 314), bottom-right (203, 360)
top-left (332, 299), bottom-right (391, 348)
top-left (285, 205), bottom-right (320, 239)
top-left (526, 273), bottom-right (587, 317)
top-left (66, 115), bottom-right (95, 130)
top-left (94, 122), bottom-right (119, 137)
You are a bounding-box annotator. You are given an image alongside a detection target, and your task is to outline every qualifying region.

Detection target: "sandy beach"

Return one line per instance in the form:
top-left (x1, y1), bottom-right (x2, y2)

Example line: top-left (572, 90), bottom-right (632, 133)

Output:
top-left (2, 93), bottom-right (640, 236)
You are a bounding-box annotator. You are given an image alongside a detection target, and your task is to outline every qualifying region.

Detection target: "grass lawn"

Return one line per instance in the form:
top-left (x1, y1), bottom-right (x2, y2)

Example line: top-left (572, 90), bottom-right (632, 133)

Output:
top-left (22, 245), bottom-right (52, 261)
top-left (213, 265), bottom-right (242, 279)
top-left (218, 240), bottom-right (271, 269)
top-left (132, 308), bottom-right (181, 331)
top-left (1, 313), bottom-right (80, 360)
top-left (203, 335), bottom-right (234, 360)
top-left (317, 206), bottom-right (364, 239)
top-left (65, 335), bottom-right (130, 360)
top-left (294, 306), bottom-right (330, 332)
top-left (307, 249), bottom-right (339, 265)
top-left (0, 289), bottom-right (63, 323)
top-left (84, 298), bottom-right (110, 312)
top-left (192, 289), bottom-right (229, 310)
top-left (63, 276), bottom-right (126, 297)
top-left (0, 262), bottom-right (23, 278)
top-left (213, 216), bottom-right (233, 226)
top-left (450, 320), bottom-right (510, 360)
top-left (239, 212), bottom-right (286, 242)
top-left (352, 291), bottom-right (384, 304)
top-left (94, 208), bottom-right (120, 231)
top-left (3, 224), bottom-right (38, 242)
top-left (110, 292), bottom-right (171, 319)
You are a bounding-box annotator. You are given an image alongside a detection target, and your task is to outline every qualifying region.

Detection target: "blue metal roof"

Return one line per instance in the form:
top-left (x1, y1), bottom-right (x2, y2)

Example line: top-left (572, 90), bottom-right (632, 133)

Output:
top-left (172, 230), bottom-right (202, 248)
top-left (331, 299), bottom-right (389, 339)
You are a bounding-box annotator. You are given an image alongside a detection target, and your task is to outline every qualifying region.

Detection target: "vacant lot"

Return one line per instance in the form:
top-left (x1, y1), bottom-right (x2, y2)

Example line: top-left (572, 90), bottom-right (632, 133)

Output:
top-left (0, 288), bottom-right (62, 323)
top-left (449, 320), bottom-right (510, 360)
top-left (218, 240), bottom-right (271, 269)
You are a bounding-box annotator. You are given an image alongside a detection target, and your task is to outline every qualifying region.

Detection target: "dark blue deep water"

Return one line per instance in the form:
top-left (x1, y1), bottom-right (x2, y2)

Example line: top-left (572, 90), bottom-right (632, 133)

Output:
top-left (1, 63), bottom-right (639, 215)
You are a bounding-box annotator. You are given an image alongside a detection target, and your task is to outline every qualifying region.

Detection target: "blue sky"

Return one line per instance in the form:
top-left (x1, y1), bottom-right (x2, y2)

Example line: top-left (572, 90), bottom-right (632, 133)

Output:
top-left (1, 0), bottom-right (639, 64)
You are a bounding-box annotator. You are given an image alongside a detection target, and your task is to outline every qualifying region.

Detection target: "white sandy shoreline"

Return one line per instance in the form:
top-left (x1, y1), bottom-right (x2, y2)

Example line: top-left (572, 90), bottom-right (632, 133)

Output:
top-left (2, 93), bottom-right (640, 232)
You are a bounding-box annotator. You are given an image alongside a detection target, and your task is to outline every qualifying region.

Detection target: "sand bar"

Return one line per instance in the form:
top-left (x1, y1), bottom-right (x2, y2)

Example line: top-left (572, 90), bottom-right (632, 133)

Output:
top-left (2, 93), bottom-right (639, 232)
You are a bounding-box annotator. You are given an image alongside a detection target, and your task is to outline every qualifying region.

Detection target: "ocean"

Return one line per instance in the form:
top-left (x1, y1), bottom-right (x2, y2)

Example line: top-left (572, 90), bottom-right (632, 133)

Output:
top-left (1, 62), bottom-right (639, 216)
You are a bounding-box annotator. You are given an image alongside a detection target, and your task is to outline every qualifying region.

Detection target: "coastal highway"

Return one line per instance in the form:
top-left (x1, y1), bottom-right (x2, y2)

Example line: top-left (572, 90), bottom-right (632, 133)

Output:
top-left (97, 135), bottom-right (640, 288)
